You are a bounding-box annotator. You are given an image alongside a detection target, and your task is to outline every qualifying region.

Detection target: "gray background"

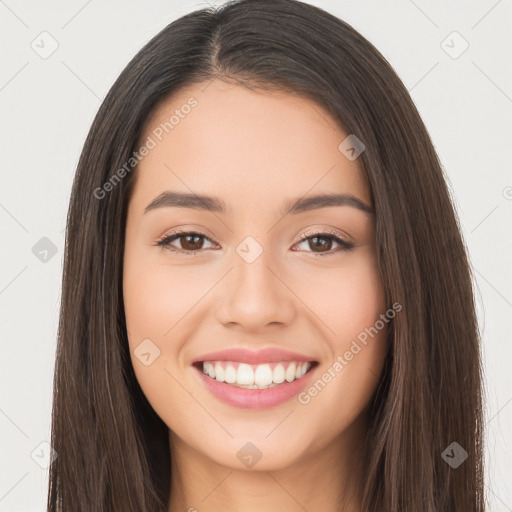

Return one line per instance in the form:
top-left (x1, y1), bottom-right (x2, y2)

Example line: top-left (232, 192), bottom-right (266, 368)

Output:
top-left (1, 0), bottom-right (511, 510)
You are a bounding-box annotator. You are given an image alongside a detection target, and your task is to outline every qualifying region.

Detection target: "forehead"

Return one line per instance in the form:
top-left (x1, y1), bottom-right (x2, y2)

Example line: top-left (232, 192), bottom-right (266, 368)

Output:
top-left (130, 79), bottom-right (371, 215)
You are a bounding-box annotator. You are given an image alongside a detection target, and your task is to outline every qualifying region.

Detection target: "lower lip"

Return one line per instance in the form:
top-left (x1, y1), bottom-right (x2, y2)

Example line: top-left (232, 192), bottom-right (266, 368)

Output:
top-left (194, 364), bottom-right (317, 409)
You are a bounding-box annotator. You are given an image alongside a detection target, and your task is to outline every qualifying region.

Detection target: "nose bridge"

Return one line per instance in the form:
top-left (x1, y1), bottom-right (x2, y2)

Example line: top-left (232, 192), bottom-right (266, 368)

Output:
top-left (215, 234), bottom-right (295, 329)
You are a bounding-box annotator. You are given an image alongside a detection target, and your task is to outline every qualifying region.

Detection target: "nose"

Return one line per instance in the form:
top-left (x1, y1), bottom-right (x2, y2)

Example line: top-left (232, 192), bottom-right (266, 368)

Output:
top-left (215, 247), bottom-right (296, 332)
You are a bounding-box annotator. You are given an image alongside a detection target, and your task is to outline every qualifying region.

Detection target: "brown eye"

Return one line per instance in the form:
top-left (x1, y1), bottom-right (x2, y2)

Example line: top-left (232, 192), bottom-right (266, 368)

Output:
top-left (179, 234), bottom-right (204, 251)
top-left (294, 232), bottom-right (354, 255)
top-left (307, 235), bottom-right (334, 252)
top-left (156, 231), bottom-right (217, 254)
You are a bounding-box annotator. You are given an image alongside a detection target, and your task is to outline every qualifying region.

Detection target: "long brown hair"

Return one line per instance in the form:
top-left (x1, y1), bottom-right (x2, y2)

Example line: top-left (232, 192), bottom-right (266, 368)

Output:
top-left (48, 0), bottom-right (485, 510)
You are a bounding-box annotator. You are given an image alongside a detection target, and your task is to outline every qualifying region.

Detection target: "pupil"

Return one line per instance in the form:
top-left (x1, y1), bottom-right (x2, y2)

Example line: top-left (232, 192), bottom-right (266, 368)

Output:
top-left (310, 236), bottom-right (331, 252)
top-left (183, 235), bottom-right (202, 250)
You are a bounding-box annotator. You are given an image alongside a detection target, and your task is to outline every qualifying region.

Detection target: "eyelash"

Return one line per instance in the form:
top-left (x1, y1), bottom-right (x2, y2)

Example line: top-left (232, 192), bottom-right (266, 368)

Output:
top-left (155, 229), bottom-right (354, 256)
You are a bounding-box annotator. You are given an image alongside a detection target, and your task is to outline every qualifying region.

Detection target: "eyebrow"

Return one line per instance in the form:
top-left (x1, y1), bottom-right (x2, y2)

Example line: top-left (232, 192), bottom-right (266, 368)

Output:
top-left (144, 191), bottom-right (374, 216)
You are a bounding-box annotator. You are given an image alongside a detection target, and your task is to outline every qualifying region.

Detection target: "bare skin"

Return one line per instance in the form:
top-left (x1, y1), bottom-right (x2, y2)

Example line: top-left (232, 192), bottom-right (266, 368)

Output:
top-left (123, 78), bottom-right (389, 512)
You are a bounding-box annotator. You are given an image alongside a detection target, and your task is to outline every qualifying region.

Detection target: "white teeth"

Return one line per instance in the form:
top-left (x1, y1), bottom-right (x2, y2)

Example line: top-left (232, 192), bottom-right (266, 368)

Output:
top-left (214, 363), bottom-right (225, 382)
top-left (203, 362), bottom-right (215, 378)
top-left (237, 363), bottom-right (254, 385)
top-left (254, 364), bottom-right (273, 387)
top-left (273, 364), bottom-right (285, 384)
top-left (224, 365), bottom-right (237, 384)
top-left (201, 360), bottom-right (313, 388)
top-left (285, 363), bottom-right (296, 382)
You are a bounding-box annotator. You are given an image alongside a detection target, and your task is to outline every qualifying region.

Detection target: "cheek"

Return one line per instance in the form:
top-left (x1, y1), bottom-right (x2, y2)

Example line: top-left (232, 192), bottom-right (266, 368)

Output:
top-left (293, 250), bottom-right (387, 347)
top-left (334, 262), bottom-right (387, 344)
top-left (291, 252), bottom-right (389, 422)
top-left (122, 245), bottom-right (192, 378)
top-left (122, 251), bottom-right (203, 423)
top-left (123, 249), bottom-right (210, 344)
top-left (122, 245), bottom-right (227, 408)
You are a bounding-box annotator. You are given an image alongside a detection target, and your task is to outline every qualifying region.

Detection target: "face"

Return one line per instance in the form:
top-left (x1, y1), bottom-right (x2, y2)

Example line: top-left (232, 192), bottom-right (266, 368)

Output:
top-left (123, 78), bottom-right (389, 471)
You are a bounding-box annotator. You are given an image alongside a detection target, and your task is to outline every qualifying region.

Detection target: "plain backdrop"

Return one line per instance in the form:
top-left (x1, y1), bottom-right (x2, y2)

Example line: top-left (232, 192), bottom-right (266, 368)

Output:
top-left (0, 1), bottom-right (511, 510)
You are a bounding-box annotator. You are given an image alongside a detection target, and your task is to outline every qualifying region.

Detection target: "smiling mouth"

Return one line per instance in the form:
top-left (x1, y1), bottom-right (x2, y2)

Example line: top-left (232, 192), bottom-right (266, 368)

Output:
top-left (193, 360), bottom-right (318, 389)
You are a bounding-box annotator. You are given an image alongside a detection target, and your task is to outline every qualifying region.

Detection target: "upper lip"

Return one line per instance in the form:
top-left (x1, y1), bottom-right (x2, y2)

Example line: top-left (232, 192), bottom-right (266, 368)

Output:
top-left (192, 348), bottom-right (317, 365)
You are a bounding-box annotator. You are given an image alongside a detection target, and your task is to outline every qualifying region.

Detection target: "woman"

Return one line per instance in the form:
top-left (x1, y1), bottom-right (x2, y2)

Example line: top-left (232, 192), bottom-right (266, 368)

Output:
top-left (48, 0), bottom-right (485, 510)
